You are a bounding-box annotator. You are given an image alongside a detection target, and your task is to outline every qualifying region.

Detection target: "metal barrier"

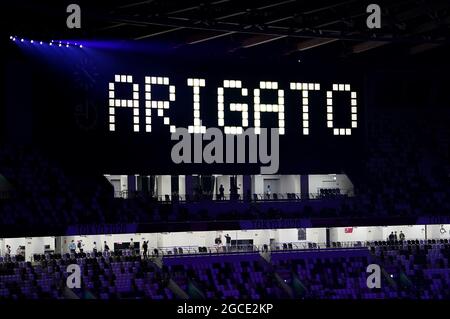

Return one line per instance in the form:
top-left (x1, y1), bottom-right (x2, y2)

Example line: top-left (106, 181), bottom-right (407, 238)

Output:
top-left (155, 240), bottom-right (369, 258)
top-left (4, 239), bottom-right (448, 264)
top-left (113, 190), bottom-right (354, 201)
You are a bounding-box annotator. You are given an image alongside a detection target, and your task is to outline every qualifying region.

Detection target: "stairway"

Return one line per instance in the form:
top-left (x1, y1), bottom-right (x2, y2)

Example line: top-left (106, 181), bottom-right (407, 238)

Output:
top-left (155, 258), bottom-right (189, 299)
top-left (259, 250), bottom-right (294, 298)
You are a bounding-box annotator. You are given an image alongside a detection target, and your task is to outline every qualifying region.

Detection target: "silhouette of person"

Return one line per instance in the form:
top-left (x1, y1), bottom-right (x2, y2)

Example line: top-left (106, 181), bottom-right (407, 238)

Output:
top-left (142, 240), bottom-right (148, 259)
top-left (266, 185), bottom-right (271, 199)
top-left (389, 232), bottom-right (394, 241)
top-left (219, 184), bottom-right (224, 200)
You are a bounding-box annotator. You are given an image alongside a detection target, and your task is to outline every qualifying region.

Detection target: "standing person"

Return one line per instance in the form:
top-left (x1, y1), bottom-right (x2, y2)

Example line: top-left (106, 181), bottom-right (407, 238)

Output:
top-left (399, 231), bottom-right (405, 241)
top-left (142, 240), bottom-right (148, 259)
top-left (219, 184), bottom-right (225, 200)
top-left (394, 231), bottom-right (398, 241)
top-left (215, 235), bottom-right (222, 252)
top-left (93, 242), bottom-right (98, 255)
top-left (225, 234), bottom-right (231, 251)
top-left (129, 238), bottom-right (134, 255)
top-left (104, 241), bottom-right (110, 253)
top-left (266, 185), bottom-right (271, 199)
top-left (69, 240), bottom-right (76, 254)
top-left (77, 240), bottom-right (84, 254)
top-left (388, 232), bottom-right (394, 241)
top-left (5, 245), bottom-right (11, 257)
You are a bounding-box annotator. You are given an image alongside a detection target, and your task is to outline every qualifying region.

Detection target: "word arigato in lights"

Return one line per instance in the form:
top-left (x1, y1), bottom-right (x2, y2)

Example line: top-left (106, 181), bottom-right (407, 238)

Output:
top-left (108, 75), bottom-right (358, 136)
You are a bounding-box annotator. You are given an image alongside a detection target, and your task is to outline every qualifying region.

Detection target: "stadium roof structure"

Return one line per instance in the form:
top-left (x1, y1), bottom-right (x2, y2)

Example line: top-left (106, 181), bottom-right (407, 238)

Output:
top-left (4, 0), bottom-right (450, 63)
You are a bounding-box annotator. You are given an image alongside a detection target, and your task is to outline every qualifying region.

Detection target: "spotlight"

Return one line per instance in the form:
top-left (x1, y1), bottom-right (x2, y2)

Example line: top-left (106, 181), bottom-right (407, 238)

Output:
top-left (58, 43), bottom-right (62, 47)
top-left (21, 38), bottom-right (24, 42)
top-left (40, 41), bottom-right (43, 45)
top-left (12, 37), bottom-right (16, 41)
top-left (9, 36), bottom-right (13, 40)
top-left (30, 40), bottom-right (34, 43)
top-left (79, 44), bottom-right (83, 48)
top-left (66, 44), bottom-right (69, 48)
top-left (49, 42), bottom-right (53, 46)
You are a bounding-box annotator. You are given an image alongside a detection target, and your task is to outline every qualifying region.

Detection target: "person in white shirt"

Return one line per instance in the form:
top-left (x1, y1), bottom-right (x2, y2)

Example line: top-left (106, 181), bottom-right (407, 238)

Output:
top-left (68, 240), bottom-right (76, 254)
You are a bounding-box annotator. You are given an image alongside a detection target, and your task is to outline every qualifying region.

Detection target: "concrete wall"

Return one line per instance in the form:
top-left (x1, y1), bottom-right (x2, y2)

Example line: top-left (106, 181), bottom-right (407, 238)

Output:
top-left (157, 175), bottom-right (172, 196)
top-left (252, 175), bottom-right (301, 195)
top-left (179, 175), bottom-right (186, 195)
top-left (329, 225), bottom-right (426, 242)
top-left (427, 224), bottom-right (450, 239)
top-left (308, 174), bottom-right (354, 196)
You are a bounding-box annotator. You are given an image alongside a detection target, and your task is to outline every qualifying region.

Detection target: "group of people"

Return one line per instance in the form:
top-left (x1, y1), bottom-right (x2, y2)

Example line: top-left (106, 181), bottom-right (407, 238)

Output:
top-left (68, 239), bottom-right (110, 254)
top-left (2, 245), bottom-right (24, 258)
top-left (67, 238), bottom-right (152, 259)
top-left (388, 231), bottom-right (406, 241)
top-left (214, 234), bottom-right (232, 250)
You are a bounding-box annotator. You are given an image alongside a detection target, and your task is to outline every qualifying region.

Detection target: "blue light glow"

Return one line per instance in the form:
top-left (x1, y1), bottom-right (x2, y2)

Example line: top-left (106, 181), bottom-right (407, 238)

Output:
top-left (10, 36), bottom-right (85, 49)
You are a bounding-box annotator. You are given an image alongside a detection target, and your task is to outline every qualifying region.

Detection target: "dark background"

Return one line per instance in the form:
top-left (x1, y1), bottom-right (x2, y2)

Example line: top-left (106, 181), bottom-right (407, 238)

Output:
top-left (5, 42), bottom-right (365, 175)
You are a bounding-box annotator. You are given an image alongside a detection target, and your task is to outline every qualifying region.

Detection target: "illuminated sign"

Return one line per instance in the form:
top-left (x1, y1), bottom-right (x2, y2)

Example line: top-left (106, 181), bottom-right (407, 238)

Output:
top-left (108, 75), bottom-right (358, 136)
top-left (26, 46), bottom-right (364, 174)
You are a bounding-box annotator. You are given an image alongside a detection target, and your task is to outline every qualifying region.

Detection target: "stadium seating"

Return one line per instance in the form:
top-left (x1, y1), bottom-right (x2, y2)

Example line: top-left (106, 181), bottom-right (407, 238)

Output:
top-left (0, 108), bottom-right (448, 228)
top-left (2, 241), bottom-right (450, 299)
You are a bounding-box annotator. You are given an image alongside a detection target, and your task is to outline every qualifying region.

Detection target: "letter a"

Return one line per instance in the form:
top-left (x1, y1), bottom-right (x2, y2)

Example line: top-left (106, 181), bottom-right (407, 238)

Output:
top-left (366, 4), bottom-right (381, 29)
top-left (66, 264), bottom-right (81, 289)
top-left (366, 264), bottom-right (381, 289)
top-left (66, 4), bottom-right (81, 29)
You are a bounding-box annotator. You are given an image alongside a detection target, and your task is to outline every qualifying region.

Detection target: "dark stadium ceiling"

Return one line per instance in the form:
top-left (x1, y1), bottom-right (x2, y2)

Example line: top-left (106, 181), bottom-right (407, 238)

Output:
top-left (4, 0), bottom-right (450, 62)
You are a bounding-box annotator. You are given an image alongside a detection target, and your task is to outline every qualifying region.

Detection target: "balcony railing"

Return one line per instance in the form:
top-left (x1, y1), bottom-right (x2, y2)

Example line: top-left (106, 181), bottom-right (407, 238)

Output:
top-left (113, 189), bottom-right (354, 202)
